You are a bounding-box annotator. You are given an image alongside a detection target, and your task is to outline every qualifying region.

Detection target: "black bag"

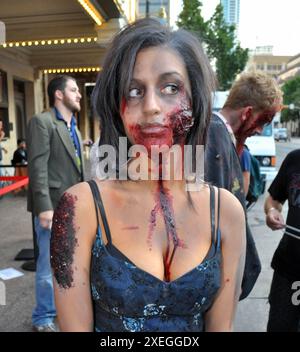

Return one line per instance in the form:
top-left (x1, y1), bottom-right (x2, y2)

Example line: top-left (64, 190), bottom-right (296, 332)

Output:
top-left (246, 152), bottom-right (266, 208)
top-left (240, 222), bottom-right (261, 300)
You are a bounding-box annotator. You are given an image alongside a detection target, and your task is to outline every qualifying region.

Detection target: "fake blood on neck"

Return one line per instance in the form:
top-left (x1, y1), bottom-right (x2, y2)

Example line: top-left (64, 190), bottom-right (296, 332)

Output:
top-left (148, 180), bottom-right (186, 282)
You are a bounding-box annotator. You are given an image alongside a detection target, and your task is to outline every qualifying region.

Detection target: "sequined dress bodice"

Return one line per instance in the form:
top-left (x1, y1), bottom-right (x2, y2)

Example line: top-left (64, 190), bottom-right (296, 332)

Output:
top-left (88, 180), bottom-right (222, 332)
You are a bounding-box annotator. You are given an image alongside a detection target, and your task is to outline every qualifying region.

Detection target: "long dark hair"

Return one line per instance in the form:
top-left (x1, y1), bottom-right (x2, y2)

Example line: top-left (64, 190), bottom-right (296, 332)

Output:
top-left (92, 18), bottom-right (215, 168)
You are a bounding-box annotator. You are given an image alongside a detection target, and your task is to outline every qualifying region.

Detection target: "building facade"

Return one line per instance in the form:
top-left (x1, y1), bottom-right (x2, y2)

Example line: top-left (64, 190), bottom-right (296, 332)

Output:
top-left (0, 0), bottom-right (136, 165)
top-left (246, 54), bottom-right (292, 79)
top-left (220, 0), bottom-right (240, 26)
top-left (277, 53), bottom-right (300, 136)
top-left (277, 53), bottom-right (300, 85)
top-left (136, 0), bottom-right (170, 24)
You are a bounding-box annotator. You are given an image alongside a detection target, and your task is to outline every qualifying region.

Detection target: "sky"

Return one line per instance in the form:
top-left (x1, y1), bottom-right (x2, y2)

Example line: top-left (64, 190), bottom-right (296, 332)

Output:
top-left (173, 0), bottom-right (300, 56)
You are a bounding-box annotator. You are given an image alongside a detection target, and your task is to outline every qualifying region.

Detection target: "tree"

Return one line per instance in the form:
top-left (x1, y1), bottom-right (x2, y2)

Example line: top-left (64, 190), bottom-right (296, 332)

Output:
top-left (281, 77), bottom-right (300, 124)
top-left (176, 0), bottom-right (208, 42)
top-left (207, 4), bottom-right (248, 90)
top-left (177, 1), bottom-right (249, 90)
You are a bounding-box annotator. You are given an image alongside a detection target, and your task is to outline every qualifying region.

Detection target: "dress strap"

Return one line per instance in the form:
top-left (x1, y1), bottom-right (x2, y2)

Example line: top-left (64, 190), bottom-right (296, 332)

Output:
top-left (87, 180), bottom-right (100, 229)
top-left (87, 180), bottom-right (113, 245)
top-left (209, 185), bottom-right (216, 245)
top-left (216, 188), bottom-right (221, 249)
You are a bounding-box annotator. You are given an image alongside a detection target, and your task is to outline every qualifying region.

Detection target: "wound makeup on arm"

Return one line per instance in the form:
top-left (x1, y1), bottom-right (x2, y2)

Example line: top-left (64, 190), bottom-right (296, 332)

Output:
top-left (50, 192), bottom-right (79, 289)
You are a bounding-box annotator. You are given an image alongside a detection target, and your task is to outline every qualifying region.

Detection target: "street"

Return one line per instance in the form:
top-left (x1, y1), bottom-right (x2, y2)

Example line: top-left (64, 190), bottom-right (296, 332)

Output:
top-left (0, 140), bottom-right (299, 332)
top-left (276, 138), bottom-right (300, 168)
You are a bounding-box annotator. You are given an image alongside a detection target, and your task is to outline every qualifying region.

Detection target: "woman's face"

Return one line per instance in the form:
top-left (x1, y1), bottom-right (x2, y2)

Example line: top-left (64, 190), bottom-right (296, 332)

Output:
top-left (120, 46), bottom-right (193, 153)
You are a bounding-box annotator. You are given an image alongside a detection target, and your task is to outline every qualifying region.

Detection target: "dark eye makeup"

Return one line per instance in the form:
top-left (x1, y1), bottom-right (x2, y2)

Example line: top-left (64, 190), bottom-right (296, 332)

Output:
top-left (127, 79), bottom-right (184, 100)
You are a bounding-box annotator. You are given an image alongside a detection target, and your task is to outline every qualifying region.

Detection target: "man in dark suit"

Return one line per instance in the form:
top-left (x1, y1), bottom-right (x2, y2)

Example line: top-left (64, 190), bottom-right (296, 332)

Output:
top-left (27, 75), bottom-right (85, 332)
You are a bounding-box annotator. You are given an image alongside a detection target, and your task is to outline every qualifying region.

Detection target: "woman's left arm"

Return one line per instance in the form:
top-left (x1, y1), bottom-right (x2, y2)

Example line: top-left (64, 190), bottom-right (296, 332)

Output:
top-left (205, 189), bottom-right (246, 332)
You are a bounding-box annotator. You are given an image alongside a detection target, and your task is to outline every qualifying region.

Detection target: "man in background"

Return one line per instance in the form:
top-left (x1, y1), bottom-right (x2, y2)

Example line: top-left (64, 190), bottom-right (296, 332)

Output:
top-left (205, 71), bottom-right (283, 300)
top-left (0, 117), bottom-right (8, 178)
top-left (27, 75), bottom-right (85, 332)
top-left (12, 139), bottom-right (27, 166)
top-left (12, 138), bottom-right (28, 194)
top-left (265, 150), bottom-right (300, 331)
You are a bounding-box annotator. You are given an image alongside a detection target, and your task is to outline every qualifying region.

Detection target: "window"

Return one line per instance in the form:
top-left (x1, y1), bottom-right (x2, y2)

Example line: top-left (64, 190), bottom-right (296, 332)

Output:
top-left (256, 64), bottom-right (264, 70)
top-left (0, 70), bottom-right (8, 106)
top-left (0, 70), bottom-right (9, 138)
top-left (261, 124), bottom-right (272, 137)
top-left (0, 108), bottom-right (9, 138)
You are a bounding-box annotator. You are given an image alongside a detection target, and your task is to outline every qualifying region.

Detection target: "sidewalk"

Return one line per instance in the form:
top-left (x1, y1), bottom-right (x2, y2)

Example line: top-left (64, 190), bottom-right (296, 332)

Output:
top-left (0, 194), bottom-right (35, 332)
top-left (0, 186), bottom-right (287, 332)
top-left (0, 156), bottom-right (92, 332)
top-left (234, 190), bottom-right (287, 331)
top-left (291, 137), bottom-right (300, 144)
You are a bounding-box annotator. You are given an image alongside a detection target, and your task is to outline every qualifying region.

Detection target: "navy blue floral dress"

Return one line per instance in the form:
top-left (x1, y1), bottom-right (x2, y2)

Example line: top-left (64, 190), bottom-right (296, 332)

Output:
top-left (88, 180), bottom-right (222, 332)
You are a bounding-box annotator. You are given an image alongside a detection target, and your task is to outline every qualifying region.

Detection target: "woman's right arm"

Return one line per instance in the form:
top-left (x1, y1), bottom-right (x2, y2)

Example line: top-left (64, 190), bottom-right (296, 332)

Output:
top-left (50, 182), bottom-right (97, 332)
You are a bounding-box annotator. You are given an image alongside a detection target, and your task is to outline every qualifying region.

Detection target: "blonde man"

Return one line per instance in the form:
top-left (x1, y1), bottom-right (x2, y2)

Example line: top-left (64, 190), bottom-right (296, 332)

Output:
top-left (205, 71), bottom-right (283, 300)
top-left (222, 71), bottom-right (283, 155)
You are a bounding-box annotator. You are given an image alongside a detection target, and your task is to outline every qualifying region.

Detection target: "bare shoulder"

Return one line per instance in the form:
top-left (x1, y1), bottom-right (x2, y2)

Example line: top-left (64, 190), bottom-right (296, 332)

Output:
top-left (219, 188), bottom-right (244, 218)
top-left (63, 179), bottom-right (117, 218)
top-left (56, 181), bottom-right (98, 242)
top-left (63, 181), bottom-right (94, 211)
top-left (218, 188), bottom-right (245, 243)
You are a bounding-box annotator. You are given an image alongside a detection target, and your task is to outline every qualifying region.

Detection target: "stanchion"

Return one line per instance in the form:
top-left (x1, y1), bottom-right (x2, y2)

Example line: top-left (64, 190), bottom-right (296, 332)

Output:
top-left (21, 214), bottom-right (38, 272)
top-left (0, 166), bottom-right (36, 271)
top-left (0, 175), bottom-right (28, 196)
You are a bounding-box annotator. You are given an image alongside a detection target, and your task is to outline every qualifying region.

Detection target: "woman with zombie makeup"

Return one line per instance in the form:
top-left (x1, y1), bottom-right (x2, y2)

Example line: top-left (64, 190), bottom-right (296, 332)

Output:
top-left (50, 18), bottom-right (246, 332)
